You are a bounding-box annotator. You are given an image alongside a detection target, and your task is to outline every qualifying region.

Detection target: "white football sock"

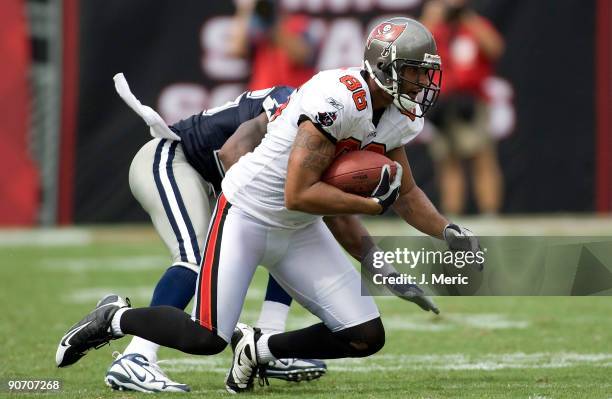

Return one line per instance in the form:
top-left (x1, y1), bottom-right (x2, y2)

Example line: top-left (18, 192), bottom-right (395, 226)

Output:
top-left (110, 307), bottom-right (129, 337)
top-left (256, 333), bottom-right (276, 364)
top-left (255, 301), bottom-right (290, 334)
top-left (123, 336), bottom-right (160, 363)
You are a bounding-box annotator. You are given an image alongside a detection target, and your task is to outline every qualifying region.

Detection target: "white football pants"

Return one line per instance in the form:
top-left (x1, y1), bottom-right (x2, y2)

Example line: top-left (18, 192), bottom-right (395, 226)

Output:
top-left (194, 194), bottom-right (380, 341)
top-left (129, 138), bottom-right (215, 273)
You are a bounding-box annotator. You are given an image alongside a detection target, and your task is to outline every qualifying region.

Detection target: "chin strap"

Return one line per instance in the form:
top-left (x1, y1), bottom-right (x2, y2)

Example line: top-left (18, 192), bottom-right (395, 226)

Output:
top-left (363, 58), bottom-right (419, 116)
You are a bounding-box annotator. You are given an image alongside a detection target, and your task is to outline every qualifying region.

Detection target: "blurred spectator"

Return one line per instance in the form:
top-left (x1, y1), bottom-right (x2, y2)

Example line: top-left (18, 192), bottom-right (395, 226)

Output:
top-left (422, 0), bottom-right (505, 216)
top-left (229, 0), bottom-right (317, 90)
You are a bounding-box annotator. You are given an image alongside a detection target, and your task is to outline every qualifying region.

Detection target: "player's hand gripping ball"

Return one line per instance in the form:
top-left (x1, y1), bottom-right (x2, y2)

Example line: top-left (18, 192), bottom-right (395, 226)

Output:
top-left (322, 151), bottom-right (398, 196)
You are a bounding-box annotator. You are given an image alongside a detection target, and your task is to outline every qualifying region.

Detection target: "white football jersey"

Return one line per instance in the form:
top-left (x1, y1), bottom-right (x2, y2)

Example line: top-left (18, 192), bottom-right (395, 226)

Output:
top-left (222, 67), bottom-right (424, 229)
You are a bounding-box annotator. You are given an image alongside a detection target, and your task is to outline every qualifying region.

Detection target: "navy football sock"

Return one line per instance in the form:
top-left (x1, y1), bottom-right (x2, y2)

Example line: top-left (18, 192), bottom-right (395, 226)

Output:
top-left (149, 266), bottom-right (197, 309)
top-left (264, 275), bottom-right (293, 306)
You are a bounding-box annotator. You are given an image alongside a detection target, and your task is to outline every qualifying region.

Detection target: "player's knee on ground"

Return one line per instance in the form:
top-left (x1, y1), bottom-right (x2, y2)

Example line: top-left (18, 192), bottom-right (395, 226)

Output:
top-left (334, 317), bottom-right (385, 357)
top-left (170, 309), bottom-right (227, 355)
top-left (177, 329), bottom-right (227, 355)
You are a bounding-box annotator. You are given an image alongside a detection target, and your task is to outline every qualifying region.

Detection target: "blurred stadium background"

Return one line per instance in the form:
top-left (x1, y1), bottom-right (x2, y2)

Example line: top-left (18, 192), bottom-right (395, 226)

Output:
top-left (2, 0), bottom-right (610, 225)
top-left (1, 0), bottom-right (611, 397)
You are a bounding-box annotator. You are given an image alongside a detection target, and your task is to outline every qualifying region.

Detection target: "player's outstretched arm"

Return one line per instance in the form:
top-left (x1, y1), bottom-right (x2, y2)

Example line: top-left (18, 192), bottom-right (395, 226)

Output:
top-left (387, 146), bottom-right (449, 239)
top-left (387, 148), bottom-right (483, 269)
top-left (217, 113), bottom-right (269, 171)
top-left (324, 215), bottom-right (439, 314)
top-left (285, 121), bottom-right (382, 215)
top-left (323, 215), bottom-right (375, 260)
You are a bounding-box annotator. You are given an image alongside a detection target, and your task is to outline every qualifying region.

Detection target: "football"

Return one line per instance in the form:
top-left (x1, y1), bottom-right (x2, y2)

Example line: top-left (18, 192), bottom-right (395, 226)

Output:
top-left (322, 150), bottom-right (397, 196)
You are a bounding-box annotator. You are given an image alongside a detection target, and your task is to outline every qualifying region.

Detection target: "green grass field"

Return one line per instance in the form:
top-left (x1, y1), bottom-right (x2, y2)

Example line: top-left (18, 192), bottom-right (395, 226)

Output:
top-left (1, 217), bottom-right (612, 398)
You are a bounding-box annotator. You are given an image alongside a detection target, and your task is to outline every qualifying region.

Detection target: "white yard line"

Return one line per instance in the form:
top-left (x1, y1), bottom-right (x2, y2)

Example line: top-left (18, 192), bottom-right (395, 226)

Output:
top-left (376, 313), bottom-right (528, 332)
top-left (233, 311), bottom-right (528, 332)
top-left (65, 285), bottom-right (531, 333)
top-left (65, 286), bottom-right (266, 304)
top-left (0, 228), bottom-right (92, 247)
top-left (161, 352), bottom-right (612, 373)
top-left (3, 215), bottom-right (612, 248)
top-left (444, 313), bottom-right (530, 329)
top-left (65, 287), bottom-right (157, 303)
top-left (40, 256), bottom-right (170, 271)
top-left (363, 215), bottom-right (612, 236)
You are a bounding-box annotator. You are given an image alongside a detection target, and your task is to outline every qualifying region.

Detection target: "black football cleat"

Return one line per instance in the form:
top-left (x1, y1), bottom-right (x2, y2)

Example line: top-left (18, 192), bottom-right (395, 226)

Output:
top-left (56, 294), bottom-right (130, 368)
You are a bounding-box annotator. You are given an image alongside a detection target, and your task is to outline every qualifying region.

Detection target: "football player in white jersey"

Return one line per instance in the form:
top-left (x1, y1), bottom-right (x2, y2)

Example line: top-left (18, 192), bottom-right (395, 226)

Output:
top-left (102, 79), bottom-right (334, 392)
top-left (55, 17), bottom-right (478, 393)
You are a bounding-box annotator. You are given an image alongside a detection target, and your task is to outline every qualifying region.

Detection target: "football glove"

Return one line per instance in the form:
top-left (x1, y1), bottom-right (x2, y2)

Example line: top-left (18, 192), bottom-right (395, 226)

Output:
top-left (371, 162), bottom-right (403, 214)
top-left (362, 247), bottom-right (440, 314)
top-left (385, 273), bottom-right (440, 314)
top-left (443, 223), bottom-right (484, 270)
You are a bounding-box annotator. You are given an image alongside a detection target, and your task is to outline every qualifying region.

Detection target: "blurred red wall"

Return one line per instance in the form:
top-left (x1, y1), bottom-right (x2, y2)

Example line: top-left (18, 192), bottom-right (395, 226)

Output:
top-left (0, 0), bottom-right (39, 225)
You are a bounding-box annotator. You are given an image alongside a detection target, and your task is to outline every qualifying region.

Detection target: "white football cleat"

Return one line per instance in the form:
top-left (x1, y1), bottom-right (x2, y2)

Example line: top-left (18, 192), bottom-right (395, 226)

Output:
top-left (105, 352), bottom-right (190, 393)
top-left (263, 358), bottom-right (327, 382)
top-left (225, 323), bottom-right (260, 394)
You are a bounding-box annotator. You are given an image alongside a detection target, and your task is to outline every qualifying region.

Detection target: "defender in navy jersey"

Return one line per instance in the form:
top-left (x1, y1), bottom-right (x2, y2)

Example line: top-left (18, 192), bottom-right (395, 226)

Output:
top-left (98, 79), bottom-right (328, 392)
top-left (170, 86), bottom-right (293, 193)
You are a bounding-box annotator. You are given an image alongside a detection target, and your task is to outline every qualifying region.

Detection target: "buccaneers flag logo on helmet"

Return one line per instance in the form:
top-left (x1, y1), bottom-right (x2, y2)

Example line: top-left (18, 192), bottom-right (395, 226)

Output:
top-left (366, 22), bottom-right (407, 57)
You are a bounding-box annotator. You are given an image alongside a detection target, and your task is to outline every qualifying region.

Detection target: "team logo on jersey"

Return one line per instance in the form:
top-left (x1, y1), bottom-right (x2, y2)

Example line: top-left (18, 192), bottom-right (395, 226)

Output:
top-left (366, 22), bottom-right (407, 57)
top-left (316, 111), bottom-right (337, 127)
top-left (263, 96), bottom-right (281, 120)
top-left (326, 97), bottom-right (344, 110)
